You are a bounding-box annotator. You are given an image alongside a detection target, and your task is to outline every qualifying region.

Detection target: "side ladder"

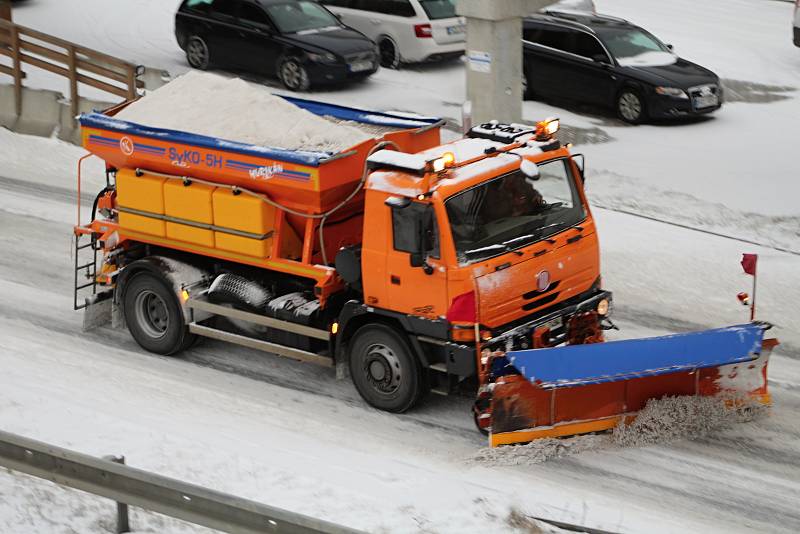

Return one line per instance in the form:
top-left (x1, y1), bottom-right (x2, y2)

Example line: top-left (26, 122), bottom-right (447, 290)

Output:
top-left (73, 232), bottom-right (98, 310)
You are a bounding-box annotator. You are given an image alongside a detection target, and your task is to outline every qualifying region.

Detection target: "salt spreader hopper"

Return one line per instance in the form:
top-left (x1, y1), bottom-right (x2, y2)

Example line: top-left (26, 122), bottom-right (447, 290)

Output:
top-left (73, 95), bottom-right (777, 448)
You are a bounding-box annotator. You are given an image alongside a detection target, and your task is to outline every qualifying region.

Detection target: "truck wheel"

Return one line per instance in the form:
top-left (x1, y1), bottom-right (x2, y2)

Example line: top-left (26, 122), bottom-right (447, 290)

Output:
top-left (349, 324), bottom-right (422, 413)
top-left (123, 272), bottom-right (194, 356)
top-left (186, 36), bottom-right (211, 70)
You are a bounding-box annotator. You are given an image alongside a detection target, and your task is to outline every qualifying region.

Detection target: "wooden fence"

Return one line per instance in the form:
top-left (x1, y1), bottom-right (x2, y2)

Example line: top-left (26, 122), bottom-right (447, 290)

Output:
top-left (0, 18), bottom-right (143, 122)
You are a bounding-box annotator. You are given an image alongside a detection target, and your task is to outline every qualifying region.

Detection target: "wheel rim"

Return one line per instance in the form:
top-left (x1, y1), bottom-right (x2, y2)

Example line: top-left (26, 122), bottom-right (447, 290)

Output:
top-left (134, 290), bottom-right (170, 339)
top-left (619, 92), bottom-right (642, 121)
top-left (379, 39), bottom-right (396, 67)
top-left (281, 61), bottom-right (306, 90)
top-left (187, 39), bottom-right (209, 68)
top-left (362, 342), bottom-right (402, 395)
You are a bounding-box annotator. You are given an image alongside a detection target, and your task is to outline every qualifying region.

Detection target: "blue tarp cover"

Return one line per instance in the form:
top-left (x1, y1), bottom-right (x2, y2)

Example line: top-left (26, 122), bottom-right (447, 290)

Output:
top-left (507, 323), bottom-right (766, 389)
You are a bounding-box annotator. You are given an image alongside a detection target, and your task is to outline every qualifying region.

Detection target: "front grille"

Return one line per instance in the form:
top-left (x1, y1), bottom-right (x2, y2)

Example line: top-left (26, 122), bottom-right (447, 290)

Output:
top-left (522, 292), bottom-right (559, 311)
top-left (522, 281), bottom-right (561, 301)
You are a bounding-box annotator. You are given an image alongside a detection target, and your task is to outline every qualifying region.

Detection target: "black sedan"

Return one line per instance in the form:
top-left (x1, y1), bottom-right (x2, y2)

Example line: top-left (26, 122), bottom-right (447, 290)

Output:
top-left (523, 12), bottom-right (722, 123)
top-left (175, 0), bottom-right (379, 91)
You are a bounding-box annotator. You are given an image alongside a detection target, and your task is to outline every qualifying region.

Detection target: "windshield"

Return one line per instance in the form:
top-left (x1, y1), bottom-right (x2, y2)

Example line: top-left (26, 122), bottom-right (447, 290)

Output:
top-left (419, 0), bottom-right (457, 20)
top-left (265, 1), bottom-right (340, 33)
top-left (596, 27), bottom-right (671, 61)
top-left (445, 159), bottom-right (586, 264)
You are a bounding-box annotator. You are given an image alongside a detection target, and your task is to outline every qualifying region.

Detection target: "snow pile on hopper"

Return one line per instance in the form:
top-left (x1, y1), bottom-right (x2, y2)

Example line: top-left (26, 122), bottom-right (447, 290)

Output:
top-left (116, 71), bottom-right (373, 153)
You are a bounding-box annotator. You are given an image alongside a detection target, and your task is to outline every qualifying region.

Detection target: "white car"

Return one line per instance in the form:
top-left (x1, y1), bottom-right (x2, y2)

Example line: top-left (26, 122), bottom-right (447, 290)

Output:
top-left (795, 0), bottom-right (800, 47)
top-left (321, 0), bottom-right (465, 68)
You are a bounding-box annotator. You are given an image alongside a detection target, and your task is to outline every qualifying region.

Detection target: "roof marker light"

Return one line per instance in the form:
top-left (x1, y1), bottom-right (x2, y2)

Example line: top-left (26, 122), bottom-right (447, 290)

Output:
top-left (535, 117), bottom-right (560, 140)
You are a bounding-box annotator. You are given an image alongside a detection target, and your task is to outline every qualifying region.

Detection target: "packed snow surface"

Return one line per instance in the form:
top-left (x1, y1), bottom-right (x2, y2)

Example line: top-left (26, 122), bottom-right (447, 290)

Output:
top-left (116, 71), bottom-right (373, 153)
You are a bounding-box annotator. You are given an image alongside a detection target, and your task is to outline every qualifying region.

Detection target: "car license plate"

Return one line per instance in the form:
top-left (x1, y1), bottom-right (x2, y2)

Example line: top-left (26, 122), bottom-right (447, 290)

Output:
top-left (542, 316), bottom-right (563, 332)
top-left (693, 94), bottom-right (718, 109)
top-left (447, 25), bottom-right (466, 35)
top-left (348, 61), bottom-right (372, 73)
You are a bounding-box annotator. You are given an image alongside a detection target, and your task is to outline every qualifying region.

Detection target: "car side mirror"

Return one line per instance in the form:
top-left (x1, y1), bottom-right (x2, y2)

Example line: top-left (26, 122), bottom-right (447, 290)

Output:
top-left (410, 252), bottom-right (424, 268)
top-left (591, 54), bottom-right (609, 64)
top-left (666, 43), bottom-right (674, 50)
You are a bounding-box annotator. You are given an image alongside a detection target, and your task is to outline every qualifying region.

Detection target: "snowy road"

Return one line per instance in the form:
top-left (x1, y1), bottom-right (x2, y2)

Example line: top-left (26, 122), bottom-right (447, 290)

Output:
top-left (1, 0), bottom-right (800, 532)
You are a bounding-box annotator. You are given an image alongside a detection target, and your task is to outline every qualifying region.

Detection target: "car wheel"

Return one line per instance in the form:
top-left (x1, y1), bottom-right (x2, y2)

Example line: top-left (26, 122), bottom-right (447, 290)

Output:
top-left (617, 89), bottom-right (646, 124)
top-left (348, 324), bottom-right (424, 413)
top-left (378, 37), bottom-right (400, 69)
top-left (185, 36), bottom-right (211, 70)
top-left (123, 271), bottom-right (194, 356)
top-left (278, 58), bottom-right (310, 91)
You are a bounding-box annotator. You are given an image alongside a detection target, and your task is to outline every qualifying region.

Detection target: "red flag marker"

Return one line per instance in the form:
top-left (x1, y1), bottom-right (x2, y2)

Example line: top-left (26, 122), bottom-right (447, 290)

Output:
top-left (740, 254), bottom-right (758, 321)
top-left (741, 253), bottom-right (757, 276)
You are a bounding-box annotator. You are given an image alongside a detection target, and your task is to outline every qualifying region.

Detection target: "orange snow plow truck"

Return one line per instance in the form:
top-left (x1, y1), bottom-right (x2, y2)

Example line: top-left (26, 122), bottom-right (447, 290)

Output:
top-left (73, 97), bottom-right (776, 447)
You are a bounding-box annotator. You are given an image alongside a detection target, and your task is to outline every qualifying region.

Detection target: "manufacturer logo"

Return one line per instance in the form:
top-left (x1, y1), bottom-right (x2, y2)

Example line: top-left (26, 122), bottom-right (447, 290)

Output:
top-left (249, 164), bottom-right (284, 180)
top-left (119, 137), bottom-right (134, 156)
top-left (536, 270), bottom-right (551, 292)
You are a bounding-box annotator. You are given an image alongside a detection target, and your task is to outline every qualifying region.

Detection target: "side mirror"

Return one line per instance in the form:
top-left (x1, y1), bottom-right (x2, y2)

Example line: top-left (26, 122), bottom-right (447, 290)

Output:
top-left (666, 43), bottom-right (674, 51)
top-left (410, 252), bottom-right (424, 268)
top-left (591, 54), bottom-right (609, 64)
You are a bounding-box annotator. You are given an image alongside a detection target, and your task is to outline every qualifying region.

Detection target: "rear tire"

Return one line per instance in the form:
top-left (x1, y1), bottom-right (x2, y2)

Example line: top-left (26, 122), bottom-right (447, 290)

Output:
top-left (378, 37), bottom-right (400, 69)
top-left (123, 271), bottom-right (194, 356)
top-left (349, 324), bottom-right (423, 413)
top-left (186, 36), bottom-right (211, 70)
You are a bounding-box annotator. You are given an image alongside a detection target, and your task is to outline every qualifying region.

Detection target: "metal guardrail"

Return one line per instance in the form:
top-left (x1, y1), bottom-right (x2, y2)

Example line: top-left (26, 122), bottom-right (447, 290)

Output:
top-left (0, 430), bottom-right (364, 534)
top-left (0, 17), bottom-right (143, 121)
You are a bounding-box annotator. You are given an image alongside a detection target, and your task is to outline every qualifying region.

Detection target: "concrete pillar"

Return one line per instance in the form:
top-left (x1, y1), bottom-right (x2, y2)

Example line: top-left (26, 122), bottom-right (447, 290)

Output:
top-left (457, 0), bottom-right (555, 125)
top-left (0, 1), bottom-right (11, 22)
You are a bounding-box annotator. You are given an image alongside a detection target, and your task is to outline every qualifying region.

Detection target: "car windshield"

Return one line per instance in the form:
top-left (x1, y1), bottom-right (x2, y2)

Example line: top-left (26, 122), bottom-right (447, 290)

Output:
top-left (419, 0), bottom-right (457, 20)
top-left (265, 1), bottom-right (340, 33)
top-left (445, 159), bottom-right (586, 264)
top-left (596, 26), bottom-right (670, 60)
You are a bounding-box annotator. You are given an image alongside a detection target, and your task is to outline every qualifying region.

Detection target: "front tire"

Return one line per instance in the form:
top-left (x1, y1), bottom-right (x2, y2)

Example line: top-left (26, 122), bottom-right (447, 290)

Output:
top-left (617, 88), bottom-right (646, 124)
top-left (123, 271), bottom-right (194, 356)
top-left (278, 58), bottom-right (310, 91)
top-left (348, 324), bottom-right (423, 413)
top-left (185, 36), bottom-right (211, 70)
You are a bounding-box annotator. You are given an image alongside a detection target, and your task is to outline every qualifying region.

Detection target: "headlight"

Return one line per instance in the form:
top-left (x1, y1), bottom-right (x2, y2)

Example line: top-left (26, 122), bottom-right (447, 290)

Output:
top-left (307, 52), bottom-right (338, 64)
top-left (655, 86), bottom-right (688, 99)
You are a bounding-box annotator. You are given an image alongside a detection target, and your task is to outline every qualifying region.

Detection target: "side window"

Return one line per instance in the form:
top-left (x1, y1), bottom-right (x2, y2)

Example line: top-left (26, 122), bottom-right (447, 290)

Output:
top-left (239, 2), bottom-right (270, 26)
top-left (537, 27), bottom-right (577, 55)
top-left (321, 0), bottom-right (353, 7)
top-left (391, 202), bottom-right (439, 258)
top-left (370, 0), bottom-right (416, 17)
top-left (523, 26), bottom-right (542, 43)
top-left (208, 0), bottom-right (238, 18)
top-left (575, 33), bottom-right (607, 60)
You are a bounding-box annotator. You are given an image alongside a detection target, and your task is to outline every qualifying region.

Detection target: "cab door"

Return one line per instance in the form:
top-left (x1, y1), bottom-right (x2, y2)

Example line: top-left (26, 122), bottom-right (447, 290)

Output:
top-left (384, 200), bottom-right (448, 321)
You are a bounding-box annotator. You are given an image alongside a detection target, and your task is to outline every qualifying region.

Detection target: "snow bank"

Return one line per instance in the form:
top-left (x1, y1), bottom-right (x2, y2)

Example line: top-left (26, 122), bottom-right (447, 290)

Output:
top-left (116, 71), bottom-right (373, 153)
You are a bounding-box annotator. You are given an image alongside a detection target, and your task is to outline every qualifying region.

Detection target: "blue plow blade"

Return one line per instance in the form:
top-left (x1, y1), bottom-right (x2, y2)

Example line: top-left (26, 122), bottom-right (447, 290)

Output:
top-left (507, 323), bottom-right (767, 389)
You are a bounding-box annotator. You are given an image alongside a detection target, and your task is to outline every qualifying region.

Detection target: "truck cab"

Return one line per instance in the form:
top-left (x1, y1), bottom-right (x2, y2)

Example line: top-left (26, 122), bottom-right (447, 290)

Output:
top-left (335, 121), bottom-right (612, 414)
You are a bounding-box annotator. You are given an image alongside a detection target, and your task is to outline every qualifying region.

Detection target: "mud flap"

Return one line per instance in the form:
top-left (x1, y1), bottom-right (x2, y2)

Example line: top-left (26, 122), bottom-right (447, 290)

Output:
top-left (81, 290), bottom-right (113, 332)
top-left (488, 323), bottom-right (776, 446)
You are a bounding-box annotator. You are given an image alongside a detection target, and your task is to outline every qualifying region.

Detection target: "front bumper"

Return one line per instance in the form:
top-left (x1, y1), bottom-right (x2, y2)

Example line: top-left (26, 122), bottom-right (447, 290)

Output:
top-left (483, 289), bottom-right (613, 351)
top-left (647, 88), bottom-right (723, 118)
top-left (304, 60), bottom-right (378, 86)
